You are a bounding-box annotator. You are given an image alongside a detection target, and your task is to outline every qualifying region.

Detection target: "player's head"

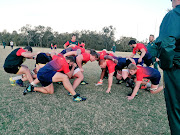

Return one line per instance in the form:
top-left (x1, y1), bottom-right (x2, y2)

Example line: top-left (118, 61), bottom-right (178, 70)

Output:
top-left (127, 63), bottom-right (137, 75)
top-left (90, 50), bottom-right (99, 61)
top-left (171, 0), bottom-right (180, 9)
top-left (149, 34), bottom-right (154, 42)
top-left (24, 46), bottom-right (33, 52)
top-left (80, 41), bottom-right (85, 48)
top-left (99, 59), bottom-right (106, 69)
top-left (66, 56), bottom-right (75, 66)
top-left (71, 34), bottom-right (76, 41)
top-left (128, 40), bottom-right (136, 48)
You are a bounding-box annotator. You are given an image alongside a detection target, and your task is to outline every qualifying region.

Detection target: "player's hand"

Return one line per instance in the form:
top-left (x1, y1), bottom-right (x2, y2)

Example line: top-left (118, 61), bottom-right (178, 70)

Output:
top-left (114, 59), bottom-right (118, 64)
top-left (156, 58), bottom-right (160, 62)
top-left (127, 96), bottom-right (134, 100)
top-left (138, 58), bottom-right (142, 63)
top-left (106, 88), bottom-right (111, 93)
top-left (80, 68), bottom-right (84, 72)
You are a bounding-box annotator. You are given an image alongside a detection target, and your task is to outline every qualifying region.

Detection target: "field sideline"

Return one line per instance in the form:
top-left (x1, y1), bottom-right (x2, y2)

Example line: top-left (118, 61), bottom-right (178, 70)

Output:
top-left (0, 46), bottom-right (170, 135)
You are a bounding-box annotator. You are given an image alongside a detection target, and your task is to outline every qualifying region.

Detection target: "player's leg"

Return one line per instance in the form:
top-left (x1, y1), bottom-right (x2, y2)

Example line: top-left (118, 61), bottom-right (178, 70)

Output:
top-left (149, 84), bottom-right (163, 94)
top-left (95, 68), bottom-right (105, 86)
top-left (72, 69), bottom-right (84, 90)
top-left (34, 83), bottom-right (54, 94)
top-left (149, 76), bottom-right (163, 94)
top-left (52, 72), bottom-right (76, 95)
top-left (16, 65), bottom-right (33, 83)
top-left (52, 72), bottom-right (86, 101)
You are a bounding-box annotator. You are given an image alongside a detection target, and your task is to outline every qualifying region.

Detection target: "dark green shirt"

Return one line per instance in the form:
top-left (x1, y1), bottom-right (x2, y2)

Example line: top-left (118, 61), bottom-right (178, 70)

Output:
top-left (155, 5), bottom-right (180, 69)
top-left (112, 46), bottom-right (116, 53)
top-left (147, 41), bottom-right (158, 58)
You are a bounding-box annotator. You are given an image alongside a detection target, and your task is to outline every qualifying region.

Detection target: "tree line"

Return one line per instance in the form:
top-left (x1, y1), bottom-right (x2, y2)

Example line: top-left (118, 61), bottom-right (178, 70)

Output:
top-left (0, 24), bottom-right (147, 52)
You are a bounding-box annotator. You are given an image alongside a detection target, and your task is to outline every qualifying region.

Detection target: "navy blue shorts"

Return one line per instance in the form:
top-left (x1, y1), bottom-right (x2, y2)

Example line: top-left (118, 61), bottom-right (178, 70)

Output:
top-left (37, 67), bottom-right (56, 87)
top-left (147, 72), bottom-right (161, 85)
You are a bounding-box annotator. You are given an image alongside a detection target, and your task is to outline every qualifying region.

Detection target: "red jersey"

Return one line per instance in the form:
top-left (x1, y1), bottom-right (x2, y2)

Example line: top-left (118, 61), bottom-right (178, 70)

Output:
top-left (82, 53), bottom-right (90, 63)
top-left (136, 65), bottom-right (160, 81)
top-left (16, 48), bottom-right (26, 56)
top-left (106, 60), bottom-right (117, 73)
top-left (98, 50), bottom-right (108, 60)
top-left (64, 40), bottom-right (79, 47)
top-left (79, 43), bottom-right (85, 48)
top-left (50, 55), bottom-right (70, 73)
top-left (132, 43), bottom-right (147, 55)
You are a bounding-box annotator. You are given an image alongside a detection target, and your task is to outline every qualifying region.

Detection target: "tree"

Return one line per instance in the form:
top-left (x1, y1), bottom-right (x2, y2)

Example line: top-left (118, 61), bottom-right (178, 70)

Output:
top-left (20, 24), bottom-right (33, 46)
top-left (116, 36), bottom-right (136, 52)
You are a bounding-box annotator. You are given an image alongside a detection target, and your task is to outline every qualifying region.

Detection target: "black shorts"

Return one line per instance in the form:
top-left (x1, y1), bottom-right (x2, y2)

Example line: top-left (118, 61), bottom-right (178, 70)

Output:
top-left (4, 66), bottom-right (21, 74)
top-left (36, 53), bottom-right (51, 65)
top-left (143, 58), bottom-right (153, 67)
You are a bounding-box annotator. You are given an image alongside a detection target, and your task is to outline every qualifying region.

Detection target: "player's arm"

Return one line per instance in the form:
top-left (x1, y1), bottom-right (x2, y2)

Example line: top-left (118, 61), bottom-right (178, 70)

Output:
top-left (64, 44), bottom-right (67, 49)
top-left (139, 48), bottom-right (146, 61)
top-left (64, 51), bottom-right (77, 57)
top-left (104, 55), bottom-right (117, 64)
top-left (130, 53), bottom-right (135, 58)
top-left (106, 72), bottom-right (114, 93)
top-left (127, 57), bottom-right (136, 64)
top-left (66, 63), bottom-right (76, 78)
top-left (21, 52), bottom-right (37, 59)
top-left (127, 81), bottom-right (141, 100)
top-left (76, 54), bottom-right (84, 72)
top-left (67, 44), bottom-right (76, 48)
top-left (64, 41), bottom-right (70, 49)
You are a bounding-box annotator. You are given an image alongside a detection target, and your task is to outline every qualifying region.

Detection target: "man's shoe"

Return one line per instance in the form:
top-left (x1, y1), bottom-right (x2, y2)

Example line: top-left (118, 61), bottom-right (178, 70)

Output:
top-left (68, 92), bottom-right (73, 96)
top-left (140, 85), bottom-right (147, 90)
top-left (73, 93), bottom-right (86, 102)
top-left (116, 80), bottom-right (124, 84)
top-left (23, 84), bottom-right (35, 95)
top-left (9, 77), bottom-right (15, 86)
top-left (95, 81), bottom-right (103, 86)
top-left (16, 79), bottom-right (24, 87)
top-left (80, 81), bottom-right (88, 85)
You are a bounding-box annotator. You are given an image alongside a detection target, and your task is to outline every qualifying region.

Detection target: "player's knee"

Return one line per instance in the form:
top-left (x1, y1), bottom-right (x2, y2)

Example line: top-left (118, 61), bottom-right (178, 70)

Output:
top-left (62, 75), bottom-right (69, 81)
top-left (79, 74), bottom-right (84, 81)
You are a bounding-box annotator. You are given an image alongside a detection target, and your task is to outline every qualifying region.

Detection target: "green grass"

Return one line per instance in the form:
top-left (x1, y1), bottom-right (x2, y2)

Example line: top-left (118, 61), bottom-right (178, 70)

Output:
top-left (0, 46), bottom-right (170, 135)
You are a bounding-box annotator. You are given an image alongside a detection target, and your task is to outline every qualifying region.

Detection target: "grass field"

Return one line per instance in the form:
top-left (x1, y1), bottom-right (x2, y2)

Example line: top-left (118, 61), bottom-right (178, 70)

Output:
top-left (0, 46), bottom-right (170, 135)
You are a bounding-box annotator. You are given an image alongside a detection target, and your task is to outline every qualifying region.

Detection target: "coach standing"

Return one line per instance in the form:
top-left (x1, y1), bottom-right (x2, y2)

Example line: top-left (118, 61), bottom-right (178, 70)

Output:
top-left (147, 35), bottom-right (159, 70)
top-left (155, 0), bottom-right (180, 134)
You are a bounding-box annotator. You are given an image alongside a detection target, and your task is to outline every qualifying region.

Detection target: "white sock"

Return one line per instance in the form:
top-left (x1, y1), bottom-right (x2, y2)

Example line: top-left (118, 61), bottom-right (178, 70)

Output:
top-left (30, 82), bottom-right (36, 86)
top-left (12, 76), bottom-right (22, 81)
top-left (99, 79), bottom-right (103, 82)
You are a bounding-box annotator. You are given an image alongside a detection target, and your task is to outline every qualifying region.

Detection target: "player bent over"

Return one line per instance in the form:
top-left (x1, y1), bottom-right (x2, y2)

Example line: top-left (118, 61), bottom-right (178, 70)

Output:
top-left (127, 63), bottom-right (163, 100)
top-left (24, 55), bottom-right (86, 102)
top-left (128, 40), bottom-right (153, 66)
top-left (3, 46), bottom-right (37, 86)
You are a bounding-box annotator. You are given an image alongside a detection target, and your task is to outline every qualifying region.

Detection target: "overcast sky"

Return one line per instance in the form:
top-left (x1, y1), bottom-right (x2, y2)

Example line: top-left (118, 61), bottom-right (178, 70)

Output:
top-left (0, 0), bottom-right (172, 41)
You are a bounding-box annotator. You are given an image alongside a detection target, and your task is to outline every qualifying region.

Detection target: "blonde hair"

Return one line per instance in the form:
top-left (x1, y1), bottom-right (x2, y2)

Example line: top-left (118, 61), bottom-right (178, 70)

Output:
top-left (128, 63), bottom-right (137, 70)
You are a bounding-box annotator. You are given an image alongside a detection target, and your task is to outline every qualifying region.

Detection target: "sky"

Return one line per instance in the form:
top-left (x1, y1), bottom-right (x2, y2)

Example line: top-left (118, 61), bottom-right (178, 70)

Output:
top-left (0, 0), bottom-right (172, 41)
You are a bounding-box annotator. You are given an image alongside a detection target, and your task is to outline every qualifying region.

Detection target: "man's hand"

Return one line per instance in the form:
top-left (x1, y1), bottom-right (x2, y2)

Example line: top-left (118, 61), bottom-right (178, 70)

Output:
top-left (114, 59), bottom-right (118, 64)
top-left (127, 96), bottom-right (134, 100)
top-left (156, 58), bottom-right (160, 62)
top-left (106, 88), bottom-right (111, 93)
top-left (138, 57), bottom-right (142, 63)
